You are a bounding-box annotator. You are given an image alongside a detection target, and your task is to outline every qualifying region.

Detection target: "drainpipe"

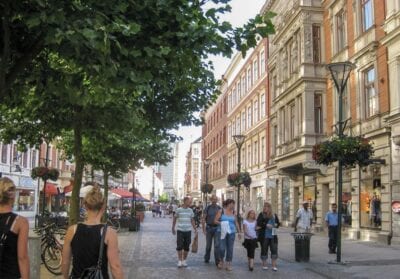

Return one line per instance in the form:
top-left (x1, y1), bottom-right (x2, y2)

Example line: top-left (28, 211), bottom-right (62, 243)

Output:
top-left (388, 136), bottom-right (393, 245)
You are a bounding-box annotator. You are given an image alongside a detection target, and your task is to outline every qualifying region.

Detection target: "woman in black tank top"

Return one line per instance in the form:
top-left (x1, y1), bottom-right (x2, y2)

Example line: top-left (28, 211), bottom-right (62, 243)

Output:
top-left (62, 185), bottom-right (124, 279)
top-left (0, 178), bottom-right (30, 279)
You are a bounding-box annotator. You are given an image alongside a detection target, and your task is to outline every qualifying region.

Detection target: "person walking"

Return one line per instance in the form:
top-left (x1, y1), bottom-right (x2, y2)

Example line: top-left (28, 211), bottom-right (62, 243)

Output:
top-left (214, 199), bottom-right (241, 271)
top-left (294, 201), bottom-right (313, 232)
top-left (201, 195), bottom-right (221, 265)
top-left (243, 209), bottom-right (258, 271)
top-left (258, 202), bottom-right (279, 271)
top-left (0, 177), bottom-right (29, 279)
top-left (61, 186), bottom-right (124, 279)
top-left (172, 196), bottom-right (197, 268)
top-left (325, 203), bottom-right (339, 254)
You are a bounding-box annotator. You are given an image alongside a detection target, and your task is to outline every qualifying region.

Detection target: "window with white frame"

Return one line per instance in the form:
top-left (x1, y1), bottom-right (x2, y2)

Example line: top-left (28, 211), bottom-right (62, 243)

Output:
top-left (253, 60), bottom-right (258, 83)
top-left (260, 94), bottom-right (265, 117)
top-left (254, 140), bottom-right (258, 165)
top-left (364, 67), bottom-right (378, 118)
top-left (247, 67), bottom-right (252, 90)
top-left (228, 93), bottom-right (232, 112)
top-left (261, 136), bottom-right (265, 162)
top-left (272, 125), bottom-right (277, 156)
top-left (247, 106), bottom-right (252, 128)
top-left (254, 100), bottom-right (259, 123)
top-left (336, 9), bottom-right (346, 52)
top-left (1, 144), bottom-right (7, 164)
top-left (232, 88), bottom-right (236, 107)
top-left (247, 144), bottom-right (251, 167)
top-left (260, 50), bottom-right (265, 74)
top-left (241, 111), bottom-right (246, 132)
top-left (242, 75), bottom-right (247, 95)
top-left (361, 0), bottom-right (374, 31)
top-left (232, 119), bottom-right (236, 136)
top-left (314, 93), bottom-right (323, 134)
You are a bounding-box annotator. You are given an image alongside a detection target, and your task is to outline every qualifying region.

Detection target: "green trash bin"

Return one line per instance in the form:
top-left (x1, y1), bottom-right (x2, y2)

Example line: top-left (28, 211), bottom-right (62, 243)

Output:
top-left (291, 232), bottom-right (313, 262)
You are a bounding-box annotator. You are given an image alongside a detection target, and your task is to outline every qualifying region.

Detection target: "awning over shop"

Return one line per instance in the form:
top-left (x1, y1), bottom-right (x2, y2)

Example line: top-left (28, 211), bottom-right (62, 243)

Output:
top-left (111, 188), bottom-right (146, 200)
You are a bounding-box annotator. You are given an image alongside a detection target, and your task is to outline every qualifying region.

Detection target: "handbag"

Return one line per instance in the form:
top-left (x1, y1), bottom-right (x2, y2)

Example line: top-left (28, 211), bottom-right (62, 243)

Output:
top-left (79, 224), bottom-right (108, 279)
top-left (0, 213), bottom-right (17, 264)
top-left (191, 232), bottom-right (198, 253)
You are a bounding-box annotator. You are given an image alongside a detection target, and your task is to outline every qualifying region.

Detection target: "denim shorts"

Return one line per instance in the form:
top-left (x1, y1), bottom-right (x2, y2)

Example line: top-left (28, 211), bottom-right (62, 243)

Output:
top-left (176, 230), bottom-right (192, 251)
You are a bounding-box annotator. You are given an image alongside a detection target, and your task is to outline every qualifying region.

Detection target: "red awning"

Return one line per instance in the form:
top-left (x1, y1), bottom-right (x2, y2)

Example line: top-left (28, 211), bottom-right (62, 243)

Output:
top-left (63, 181), bottom-right (74, 193)
top-left (111, 188), bottom-right (141, 199)
top-left (41, 183), bottom-right (59, 196)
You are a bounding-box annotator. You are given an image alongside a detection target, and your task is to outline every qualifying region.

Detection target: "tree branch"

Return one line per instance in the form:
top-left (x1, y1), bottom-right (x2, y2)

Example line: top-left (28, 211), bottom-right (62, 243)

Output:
top-left (0, 1), bottom-right (10, 97)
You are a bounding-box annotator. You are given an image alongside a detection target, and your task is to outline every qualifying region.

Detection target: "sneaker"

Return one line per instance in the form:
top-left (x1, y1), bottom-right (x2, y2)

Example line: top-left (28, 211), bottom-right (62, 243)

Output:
top-left (262, 266), bottom-right (269, 270)
top-left (182, 260), bottom-right (188, 267)
top-left (272, 267), bottom-right (278, 272)
top-left (177, 261), bottom-right (182, 268)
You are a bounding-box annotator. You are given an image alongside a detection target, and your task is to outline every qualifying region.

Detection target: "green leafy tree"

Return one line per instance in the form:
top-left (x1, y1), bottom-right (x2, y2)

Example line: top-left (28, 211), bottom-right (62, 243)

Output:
top-left (158, 193), bottom-right (170, 204)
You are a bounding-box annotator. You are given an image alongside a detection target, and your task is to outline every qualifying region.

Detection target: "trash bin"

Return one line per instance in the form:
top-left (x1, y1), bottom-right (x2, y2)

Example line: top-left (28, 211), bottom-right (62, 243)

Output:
top-left (128, 217), bottom-right (140, 231)
top-left (291, 232), bottom-right (313, 262)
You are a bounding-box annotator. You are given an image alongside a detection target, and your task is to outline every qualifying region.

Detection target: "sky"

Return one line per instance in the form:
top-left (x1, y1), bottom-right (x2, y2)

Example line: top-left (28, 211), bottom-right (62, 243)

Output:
top-left (172, 0), bottom-right (266, 193)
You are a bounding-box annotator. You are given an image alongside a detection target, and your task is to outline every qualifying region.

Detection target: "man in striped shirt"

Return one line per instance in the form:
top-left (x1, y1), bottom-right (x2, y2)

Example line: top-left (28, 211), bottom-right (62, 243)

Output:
top-left (172, 196), bottom-right (197, 267)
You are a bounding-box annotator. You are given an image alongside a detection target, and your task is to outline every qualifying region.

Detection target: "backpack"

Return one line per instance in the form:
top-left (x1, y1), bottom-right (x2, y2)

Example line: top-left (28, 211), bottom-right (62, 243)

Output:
top-left (0, 213), bottom-right (17, 264)
top-left (79, 224), bottom-right (108, 279)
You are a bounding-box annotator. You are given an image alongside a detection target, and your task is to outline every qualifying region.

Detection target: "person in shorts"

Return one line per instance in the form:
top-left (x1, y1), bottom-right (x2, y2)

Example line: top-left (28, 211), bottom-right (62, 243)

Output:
top-left (172, 197), bottom-right (197, 268)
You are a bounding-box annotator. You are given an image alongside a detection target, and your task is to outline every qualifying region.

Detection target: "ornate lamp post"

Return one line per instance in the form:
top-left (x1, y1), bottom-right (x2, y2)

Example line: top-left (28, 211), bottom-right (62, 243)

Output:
top-left (203, 159), bottom-right (211, 206)
top-left (326, 61), bottom-right (355, 263)
top-left (232, 134), bottom-right (246, 224)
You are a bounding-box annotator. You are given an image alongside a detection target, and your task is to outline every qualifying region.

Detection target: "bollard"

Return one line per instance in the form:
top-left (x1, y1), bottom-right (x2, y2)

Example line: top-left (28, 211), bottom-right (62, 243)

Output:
top-left (28, 230), bottom-right (41, 279)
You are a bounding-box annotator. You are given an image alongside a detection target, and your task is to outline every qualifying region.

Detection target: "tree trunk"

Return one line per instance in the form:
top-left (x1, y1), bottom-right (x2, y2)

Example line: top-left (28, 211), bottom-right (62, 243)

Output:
top-left (69, 120), bottom-right (84, 225)
top-left (102, 170), bottom-right (109, 222)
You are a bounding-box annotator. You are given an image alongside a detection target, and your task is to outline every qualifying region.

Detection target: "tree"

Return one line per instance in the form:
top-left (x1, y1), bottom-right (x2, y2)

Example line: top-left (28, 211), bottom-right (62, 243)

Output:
top-left (0, 1), bottom-right (275, 224)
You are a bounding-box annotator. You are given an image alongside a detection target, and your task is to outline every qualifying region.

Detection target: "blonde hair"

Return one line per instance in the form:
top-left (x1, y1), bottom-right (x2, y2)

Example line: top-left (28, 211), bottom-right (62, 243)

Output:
top-left (263, 202), bottom-right (273, 218)
top-left (0, 177), bottom-right (16, 205)
top-left (83, 186), bottom-right (105, 211)
top-left (246, 209), bottom-right (256, 221)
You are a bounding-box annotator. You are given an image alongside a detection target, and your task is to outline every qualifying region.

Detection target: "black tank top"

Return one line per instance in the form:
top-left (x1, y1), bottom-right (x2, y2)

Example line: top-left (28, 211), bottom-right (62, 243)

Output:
top-left (70, 223), bottom-right (109, 279)
top-left (0, 212), bottom-right (20, 279)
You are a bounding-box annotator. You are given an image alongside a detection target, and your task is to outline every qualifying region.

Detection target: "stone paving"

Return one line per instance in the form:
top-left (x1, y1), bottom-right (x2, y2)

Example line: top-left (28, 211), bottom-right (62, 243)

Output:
top-left (42, 212), bottom-right (400, 278)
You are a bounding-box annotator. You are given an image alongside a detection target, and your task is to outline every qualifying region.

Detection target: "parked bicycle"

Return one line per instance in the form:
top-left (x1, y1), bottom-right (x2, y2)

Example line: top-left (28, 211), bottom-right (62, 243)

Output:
top-left (34, 223), bottom-right (65, 275)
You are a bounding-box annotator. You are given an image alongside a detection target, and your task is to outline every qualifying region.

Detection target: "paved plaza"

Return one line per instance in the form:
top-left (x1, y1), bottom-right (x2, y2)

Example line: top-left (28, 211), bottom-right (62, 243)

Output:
top-left (42, 212), bottom-right (400, 278)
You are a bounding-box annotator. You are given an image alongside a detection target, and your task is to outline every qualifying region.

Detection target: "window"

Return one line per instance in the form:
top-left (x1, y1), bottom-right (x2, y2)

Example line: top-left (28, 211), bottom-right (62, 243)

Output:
top-left (362, 0), bottom-right (373, 31)
top-left (228, 93), bottom-right (232, 112)
top-left (254, 100), bottom-right (259, 123)
top-left (242, 75), bottom-right (247, 95)
top-left (237, 81), bottom-right (241, 99)
top-left (364, 67), bottom-right (378, 118)
top-left (247, 144), bottom-right (251, 166)
top-left (290, 104), bottom-right (295, 140)
top-left (261, 137), bottom-right (265, 162)
top-left (253, 60), bottom-right (258, 83)
top-left (1, 144), bottom-right (7, 164)
top-left (291, 36), bottom-right (299, 73)
top-left (260, 94), bottom-right (266, 117)
top-left (254, 140), bottom-right (258, 165)
top-left (247, 68), bottom-right (252, 90)
top-left (272, 75), bottom-right (277, 99)
top-left (260, 50), bottom-right (265, 74)
top-left (312, 25), bottom-right (321, 63)
top-left (232, 89), bottom-right (236, 107)
top-left (236, 116), bottom-right (241, 135)
top-left (336, 9), bottom-right (346, 52)
top-left (22, 152), bottom-right (28, 168)
top-left (272, 125), bottom-right (278, 156)
top-left (247, 106), bottom-right (252, 128)
top-left (314, 94), bottom-right (323, 134)
top-left (241, 111), bottom-right (246, 132)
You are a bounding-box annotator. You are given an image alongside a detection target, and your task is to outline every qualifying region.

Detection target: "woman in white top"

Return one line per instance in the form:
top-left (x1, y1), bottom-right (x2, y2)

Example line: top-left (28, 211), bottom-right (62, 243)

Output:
top-left (243, 209), bottom-right (258, 271)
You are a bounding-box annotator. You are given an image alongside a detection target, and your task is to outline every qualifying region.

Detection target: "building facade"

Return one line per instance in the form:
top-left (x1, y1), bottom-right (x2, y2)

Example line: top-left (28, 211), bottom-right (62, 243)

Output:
top-left (184, 138), bottom-right (202, 202)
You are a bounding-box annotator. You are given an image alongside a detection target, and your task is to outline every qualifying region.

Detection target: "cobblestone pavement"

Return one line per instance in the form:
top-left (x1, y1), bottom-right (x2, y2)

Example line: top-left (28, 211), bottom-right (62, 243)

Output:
top-left (42, 212), bottom-right (400, 278)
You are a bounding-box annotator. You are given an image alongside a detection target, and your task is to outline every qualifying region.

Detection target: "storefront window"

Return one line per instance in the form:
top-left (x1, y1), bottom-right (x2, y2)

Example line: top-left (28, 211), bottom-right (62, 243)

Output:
top-left (13, 189), bottom-right (35, 212)
top-left (360, 165), bottom-right (382, 229)
top-left (281, 177), bottom-right (290, 221)
top-left (303, 175), bottom-right (316, 221)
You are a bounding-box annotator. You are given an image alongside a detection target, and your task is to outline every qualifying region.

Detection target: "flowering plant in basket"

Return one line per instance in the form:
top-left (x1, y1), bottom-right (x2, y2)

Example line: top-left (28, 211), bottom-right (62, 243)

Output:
top-left (201, 183), bottom-right (214, 194)
top-left (31, 167), bottom-right (60, 181)
top-left (312, 136), bottom-right (373, 167)
top-left (227, 172), bottom-right (252, 188)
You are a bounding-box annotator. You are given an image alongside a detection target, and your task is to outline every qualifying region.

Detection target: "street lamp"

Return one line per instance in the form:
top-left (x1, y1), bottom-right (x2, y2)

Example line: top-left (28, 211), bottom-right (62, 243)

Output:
top-left (326, 61), bottom-right (355, 263)
top-left (232, 134), bottom-right (246, 224)
top-left (203, 159), bottom-right (211, 206)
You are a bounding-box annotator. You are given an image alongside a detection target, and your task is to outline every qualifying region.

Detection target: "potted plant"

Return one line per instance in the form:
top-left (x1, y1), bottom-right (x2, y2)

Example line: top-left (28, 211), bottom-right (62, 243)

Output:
top-left (31, 166), bottom-right (60, 181)
top-left (312, 136), bottom-right (374, 167)
top-left (201, 183), bottom-right (214, 194)
top-left (227, 172), bottom-right (252, 189)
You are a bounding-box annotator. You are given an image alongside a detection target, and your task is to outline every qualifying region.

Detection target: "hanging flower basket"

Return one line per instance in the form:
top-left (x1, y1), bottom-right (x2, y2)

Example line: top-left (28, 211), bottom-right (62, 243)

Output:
top-left (201, 183), bottom-right (214, 194)
top-left (312, 136), bottom-right (374, 167)
top-left (31, 167), bottom-right (60, 181)
top-left (227, 172), bottom-right (252, 188)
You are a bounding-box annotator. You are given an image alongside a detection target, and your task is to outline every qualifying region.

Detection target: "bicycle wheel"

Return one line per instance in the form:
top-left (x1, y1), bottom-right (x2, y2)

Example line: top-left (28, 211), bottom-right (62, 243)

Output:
top-left (107, 219), bottom-right (121, 232)
top-left (42, 244), bottom-right (62, 275)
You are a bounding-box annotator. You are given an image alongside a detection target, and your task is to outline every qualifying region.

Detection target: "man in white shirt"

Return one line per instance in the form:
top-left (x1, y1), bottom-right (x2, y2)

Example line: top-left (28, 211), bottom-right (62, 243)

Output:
top-left (294, 201), bottom-right (313, 232)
